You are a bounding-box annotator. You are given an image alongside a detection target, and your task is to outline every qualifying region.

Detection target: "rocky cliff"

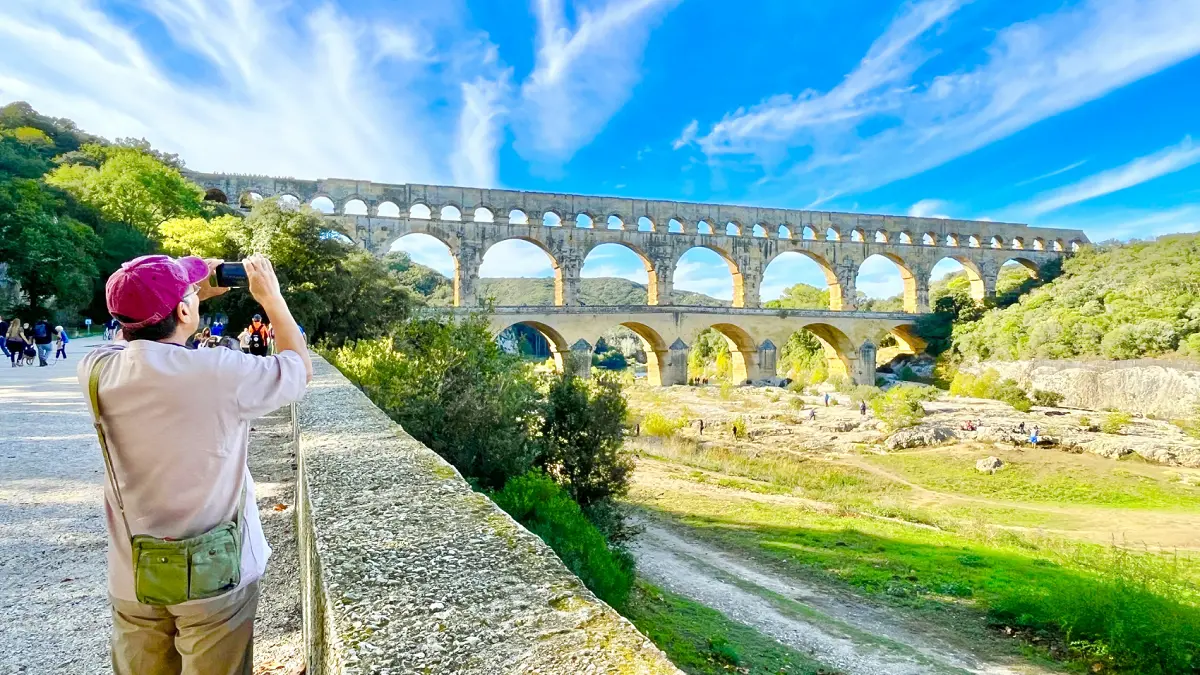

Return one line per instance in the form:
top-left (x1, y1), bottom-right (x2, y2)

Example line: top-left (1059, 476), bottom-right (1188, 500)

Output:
top-left (963, 359), bottom-right (1200, 419)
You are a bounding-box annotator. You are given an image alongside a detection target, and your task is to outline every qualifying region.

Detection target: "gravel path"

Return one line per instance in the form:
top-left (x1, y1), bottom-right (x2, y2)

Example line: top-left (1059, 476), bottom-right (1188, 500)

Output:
top-left (0, 339), bottom-right (301, 674)
top-left (631, 517), bottom-right (1055, 675)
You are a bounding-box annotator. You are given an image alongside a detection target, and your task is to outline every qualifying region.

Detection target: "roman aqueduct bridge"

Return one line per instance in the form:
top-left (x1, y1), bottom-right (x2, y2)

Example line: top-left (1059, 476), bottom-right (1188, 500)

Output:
top-left (188, 172), bottom-right (1088, 384)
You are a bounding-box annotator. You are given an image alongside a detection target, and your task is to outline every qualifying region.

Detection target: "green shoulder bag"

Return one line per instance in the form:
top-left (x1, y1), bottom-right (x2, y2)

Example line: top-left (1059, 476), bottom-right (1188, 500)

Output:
top-left (89, 356), bottom-right (244, 606)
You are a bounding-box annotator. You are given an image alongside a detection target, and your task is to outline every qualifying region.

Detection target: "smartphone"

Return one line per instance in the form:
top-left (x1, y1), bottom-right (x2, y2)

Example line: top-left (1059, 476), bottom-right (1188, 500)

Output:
top-left (214, 262), bottom-right (249, 288)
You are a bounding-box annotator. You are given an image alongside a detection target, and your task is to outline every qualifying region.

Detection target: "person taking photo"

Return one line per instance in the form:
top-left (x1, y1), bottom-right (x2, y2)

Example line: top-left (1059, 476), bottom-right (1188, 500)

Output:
top-left (79, 253), bottom-right (312, 675)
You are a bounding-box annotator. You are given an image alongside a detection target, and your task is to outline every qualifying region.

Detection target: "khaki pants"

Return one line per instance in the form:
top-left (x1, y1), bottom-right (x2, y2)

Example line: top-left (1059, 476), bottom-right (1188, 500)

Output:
top-left (110, 582), bottom-right (258, 675)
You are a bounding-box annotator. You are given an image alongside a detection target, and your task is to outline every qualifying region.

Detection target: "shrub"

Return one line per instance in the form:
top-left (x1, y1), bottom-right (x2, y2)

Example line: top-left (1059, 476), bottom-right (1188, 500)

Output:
top-left (707, 636), bottom-right (740, 666)
top-left (491, 472), bottom-right (635, 607)
top-left (1032, 389), bottom-right (1065, 407)
top-left (951, 370), bottom-right (1032, 412)
top-left (592, 350), bottom-right (627, 370)
top-left (847, 384), bottom-right (883, 402)
top-left (730, 415), bottom-right (749, 439)
top-left (643, 412), bottom-right (686, 438)
top-left (995, 379), bottom-right (1033, 412)
top-left (324, 316), bottom-right (541, 490)
top-left (538, 370), bottom-right (632, 508)
top-left (870, 385), bottom-right (930, 431)
top-left (1101, 411), bottom-right (1133, 435)
top-left (718, 382), bottom-right (735, 400)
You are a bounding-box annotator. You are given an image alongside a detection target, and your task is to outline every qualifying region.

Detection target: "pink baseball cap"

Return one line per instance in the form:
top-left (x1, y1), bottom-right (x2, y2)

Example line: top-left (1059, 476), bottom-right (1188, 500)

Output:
top-left (106, 255), bottom-right (210, 329)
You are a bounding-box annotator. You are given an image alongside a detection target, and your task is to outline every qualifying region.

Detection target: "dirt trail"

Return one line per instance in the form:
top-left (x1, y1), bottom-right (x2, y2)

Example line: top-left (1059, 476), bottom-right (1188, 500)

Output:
top-left (631, 517), bottom-right (1057, 675)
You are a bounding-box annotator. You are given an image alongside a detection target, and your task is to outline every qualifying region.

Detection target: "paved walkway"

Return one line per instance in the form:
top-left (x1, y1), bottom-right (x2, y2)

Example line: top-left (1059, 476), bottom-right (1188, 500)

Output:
top-left (0, 337), bottom-right (111, 674)
top-left (0, 338), bottom-right (302, 674)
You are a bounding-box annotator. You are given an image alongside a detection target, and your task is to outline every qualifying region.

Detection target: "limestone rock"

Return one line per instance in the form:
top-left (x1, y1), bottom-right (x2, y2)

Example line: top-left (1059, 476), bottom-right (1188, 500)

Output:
top-left (885, 425), bottom-right (955, 450)
top-left (976, 456), bottom-right (1004, 473)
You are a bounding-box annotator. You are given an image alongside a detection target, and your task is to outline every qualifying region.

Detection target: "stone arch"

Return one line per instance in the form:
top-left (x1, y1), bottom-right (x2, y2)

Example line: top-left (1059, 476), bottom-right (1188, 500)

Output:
top-left (933, 256), bottom-right (988, 303)
top-left (440, 205), bottom-right (462, 221)
top-left (311, 196), bottom-right (335, 214)
top-left (922, 232), bottom-right (937, 245)
top-left (899, 232), bottom-right (914, 245)
top-left (674, 245), bottom-right (746, 307)
top-left (707, 323), bottom-right (758, 384)
top-left (344, 198), bottom-right (368, 216)
top-left (410, 203), bottom-right (432, 219)
top-left (778, 225), bottom-right (792, 239)
top-left (752, 224), bottom-right (767, 238)
top-left (800, 322), bottom-right (856, 379)
top-left (473, 207), bottom-right (494, 222)
top-left (497, 321), bottom-right (570, 371)
top-left (851, 228), bottom-right (866, 242)
top-left (377, 201), bottom-right (401, 218)
top-left (386, 230), bottom-right (471, 305)
top-left (576, 213), bottom-right (594, 228)
top-left (945, 233), bottom-right (959, 247)
top-left (1052, 238), bottom-right (1064, 252)
top-left (637, 216), bottom-right (654, 232)
top-left (1011, 237), bottom-right (1025, 250)
top-left (543, 211), bottom-right (563, 227)
top-left (508, 209), bottom-right (529, 224)
top-left (825, 228), bottom-right (840, 241)
top-left (725, 221), bottom-right (742, 236)
top-left (696, 220), bottom-right (713, 235)
top-left (620, 321), bottom-right (670, 386)
top-left (669, 218), bottom-right (685, 233)
top-left (1032, 237), bottom-right (1045, 251)
top-left (874, 230), bottom-right (889, 243)
top-left (582, 241), bottom-right (660, 304)
top-left (238, 191), bottom-right (264, 208)
top-left (607, 215), bottom-right (624, 230)
top-left (1070, 240), bottom-right (1083, 252)
top-left (990, 235), bottom-right (1004, 249)
top-left (802, 226), bottom-right (817, 240)
top-left (1004, 257), bottom-right (1041, 278)
top-left (967, 235), bottom-right (981, 248)
top-left (763, 250), bottom-right (841, 310)
top-left (481, 237), bottom-right (565, 304)
top-left (277, 194), bottom-right (301, 210)
top-left (887, 324), bottom-right (925, 356)
top-left (203, 188), bottom-right (228, 203)
top-left (860, 253), bottom-right (918, 313)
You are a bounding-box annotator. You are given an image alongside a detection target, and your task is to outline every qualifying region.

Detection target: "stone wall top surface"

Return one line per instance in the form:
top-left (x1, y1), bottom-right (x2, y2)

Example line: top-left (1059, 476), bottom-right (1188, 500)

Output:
top-left (296, 356), bottom-right (681, 674)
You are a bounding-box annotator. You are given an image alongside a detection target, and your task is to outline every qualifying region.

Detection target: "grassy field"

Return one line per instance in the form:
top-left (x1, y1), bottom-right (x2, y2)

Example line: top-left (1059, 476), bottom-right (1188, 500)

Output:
top-left (622, 580), bottom-right (837, 675)
top-left (623, 385), bottom-right (1200, 674)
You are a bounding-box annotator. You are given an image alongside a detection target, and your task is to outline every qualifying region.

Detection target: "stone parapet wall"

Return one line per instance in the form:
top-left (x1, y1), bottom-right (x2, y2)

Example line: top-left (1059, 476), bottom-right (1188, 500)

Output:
top-left (294, 355), bottom-right (681, 674)
top-left (964, 359), bottom-right (1200, 419)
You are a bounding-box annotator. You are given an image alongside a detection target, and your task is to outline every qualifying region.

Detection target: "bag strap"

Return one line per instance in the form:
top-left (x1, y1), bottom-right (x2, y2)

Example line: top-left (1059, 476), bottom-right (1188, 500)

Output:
top-left (88, 355), bottom-right (134, 539)
top-left (88, 354), bottom-right (249, 541)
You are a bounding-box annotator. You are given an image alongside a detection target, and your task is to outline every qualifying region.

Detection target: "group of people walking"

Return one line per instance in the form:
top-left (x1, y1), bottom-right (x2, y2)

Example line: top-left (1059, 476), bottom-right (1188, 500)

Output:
top-left (190, 314), bottom-right (275, 356)
top-left (2, 315), bottom-right (68, 367)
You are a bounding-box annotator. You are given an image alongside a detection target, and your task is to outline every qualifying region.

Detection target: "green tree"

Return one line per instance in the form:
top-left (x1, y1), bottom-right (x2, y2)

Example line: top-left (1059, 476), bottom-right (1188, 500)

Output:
top-left (158, 215), bottom-right (241, 259)
top-left (46, 144), bottom-right (204, 236)
top-left (538, 368), bottom-right (633, 508)
top-left (765, 283), bottom-right (829, 309)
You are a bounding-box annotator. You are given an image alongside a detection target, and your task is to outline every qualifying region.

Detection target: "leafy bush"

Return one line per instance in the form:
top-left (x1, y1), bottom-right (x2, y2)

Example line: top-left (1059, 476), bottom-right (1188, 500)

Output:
top-left (870, 385), bottom-right (932, 431)
top-left (643, 412), bottom-right (687, 438)
top-left (706, 636), bottom-right (741, 666)
top-left (1101, 411), bottom-right (1133, 435)
top-left (730, 415), bottom-right (749, 439)
top-left (950, 370), bottom-right (1032, 412)
top-left (491, 471), bottom-right (634, 607)
top-left (592, 350), bottom-right (627, 370)
top-left (538, 370), bottom-right (632, 507)
top-left (324, 315), bottom-right (542, 490)
top-left (1032, 389), bottom-right (1065, 407)
top-left (847, 384), bottom-right (883, 402)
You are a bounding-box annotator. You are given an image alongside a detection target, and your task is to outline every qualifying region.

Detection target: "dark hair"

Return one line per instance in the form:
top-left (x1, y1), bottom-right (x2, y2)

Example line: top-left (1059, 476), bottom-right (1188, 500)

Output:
top-left (114, 313), bottom-right (179, 342)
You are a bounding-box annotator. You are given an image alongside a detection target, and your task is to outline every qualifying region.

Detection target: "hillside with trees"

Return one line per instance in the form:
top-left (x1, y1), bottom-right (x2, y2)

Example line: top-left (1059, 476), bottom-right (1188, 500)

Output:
top-left (949, 235), bottom-right (1200, 361)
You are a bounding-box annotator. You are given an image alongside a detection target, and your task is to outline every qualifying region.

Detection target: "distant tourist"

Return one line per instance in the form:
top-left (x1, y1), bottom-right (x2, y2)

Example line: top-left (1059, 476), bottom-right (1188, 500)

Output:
top-left (80, 253), bottom-right (311, 674)
top-left (104, 317), bottom-right (119, 341)
top-left (238, 328), bottom-right (251, 353)
top-left (0, 315), bottom-right (9, 359)
top-left (246, 314), bottom-right (270, 356)
top-left (1030, 426), bottom-right (1040, 445)
top-left (859, 400), bottom-right (867, 416)
top-left (55, 326), bottom-right (69, 361)
top-left (824, 392), bottom-right (830, 407)
top-left (808, 408), bottom-right (817, 421)
top-left (31, 318), bottom-right (53, 367)
top-left (6, 317), bottom-right (26, 367)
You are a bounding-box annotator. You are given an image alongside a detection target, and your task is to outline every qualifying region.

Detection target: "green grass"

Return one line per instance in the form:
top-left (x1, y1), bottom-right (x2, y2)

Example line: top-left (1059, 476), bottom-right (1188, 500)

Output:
top-left (636, 437), bottom-right (909, 505)
top-left (622, 580), bottom-right (837, 675)
top-left (862, 448), bottom-right (1200, 510)
top-left (629, 484), bottom-right (1200, 674)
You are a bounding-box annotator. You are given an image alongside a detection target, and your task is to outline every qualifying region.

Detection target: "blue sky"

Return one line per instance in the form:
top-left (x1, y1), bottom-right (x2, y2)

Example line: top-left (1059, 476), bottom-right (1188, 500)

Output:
top-left (2, 0), bottom-right (1199, 300)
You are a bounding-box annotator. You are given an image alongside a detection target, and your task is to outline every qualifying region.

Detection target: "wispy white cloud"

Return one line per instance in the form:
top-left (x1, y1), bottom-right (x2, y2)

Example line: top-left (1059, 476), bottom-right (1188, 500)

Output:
top-left (0, 0), bottom-right (505, 185)
top-left (1046, 204), bottom-right (1200, 241)
top-left (452, 73), bottom-right (512, 188)
top-left (695, 0), bottom-right (1200, 201)
top-left (673, 119), bottom-right (698, 150)
top-left (908, 199), bottom-right (951, 218)
top-left (1014, 160), bottom-right (1087, 187)
top-left (514, 0), bottom-right (680, 164)
top-left (1026, 137), bottom-right (1200, 215)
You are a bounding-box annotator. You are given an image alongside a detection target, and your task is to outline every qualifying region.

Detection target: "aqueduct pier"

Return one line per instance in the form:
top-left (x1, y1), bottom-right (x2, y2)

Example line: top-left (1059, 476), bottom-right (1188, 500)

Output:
top-left (188, 172), bottom-right (1087, 384)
